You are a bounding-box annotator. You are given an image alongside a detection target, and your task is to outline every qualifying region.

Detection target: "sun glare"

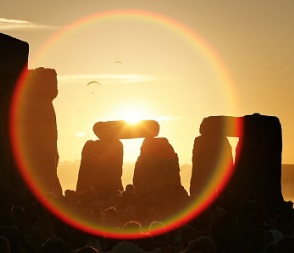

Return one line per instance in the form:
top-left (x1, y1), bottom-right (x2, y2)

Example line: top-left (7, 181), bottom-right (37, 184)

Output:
top-left (119, 104), bottom-right (152, 124)
top-left (125, 113), bottom-right (142, 124)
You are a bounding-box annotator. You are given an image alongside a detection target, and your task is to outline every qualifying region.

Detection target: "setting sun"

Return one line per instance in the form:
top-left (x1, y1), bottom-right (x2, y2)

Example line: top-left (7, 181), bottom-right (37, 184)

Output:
top-left (118, 104), bottom-right (152, 124)
top-left (124, 113), bottom-right (143, 124)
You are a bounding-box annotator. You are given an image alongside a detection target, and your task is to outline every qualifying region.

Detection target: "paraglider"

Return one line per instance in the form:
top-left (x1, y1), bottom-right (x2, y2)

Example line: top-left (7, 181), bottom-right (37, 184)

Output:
top-left (86, 81), bottom-right (100, 94)
top-left (114, 61), bottom-right (123, 70)
top-left (86, 80), bottom-right (101, 86)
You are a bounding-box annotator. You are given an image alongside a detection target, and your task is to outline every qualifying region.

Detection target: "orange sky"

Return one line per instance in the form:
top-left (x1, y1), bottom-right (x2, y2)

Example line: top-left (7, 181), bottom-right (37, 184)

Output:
top-left (2, 1), bottom-right (294, 166)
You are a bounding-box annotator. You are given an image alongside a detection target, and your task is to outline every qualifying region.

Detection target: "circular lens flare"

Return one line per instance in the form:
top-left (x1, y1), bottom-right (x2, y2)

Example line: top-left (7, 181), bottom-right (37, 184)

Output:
top-left (9, 9), bottom-right (240, 239)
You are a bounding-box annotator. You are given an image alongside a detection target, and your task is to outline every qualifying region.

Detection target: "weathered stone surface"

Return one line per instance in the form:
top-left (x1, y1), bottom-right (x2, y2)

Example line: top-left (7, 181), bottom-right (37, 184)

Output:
top-left (230, 114), bottom-right (284, 212)
top-left (19, 68), bottom-right (62, 196)
top-left (190, 134), bottom-right (233, 199)
top-left (0, 33), bottom-right (29, 201)
top-left (133, 137), bottom-right (183, 196)
top-left (0, 33), bottom-right (29, 76)
top-left (76, 139), bottom-right (124, 199)
top-left (199, 115), bottom-right (241, 137)
top-left (93, 120), bottom-right (160, 140)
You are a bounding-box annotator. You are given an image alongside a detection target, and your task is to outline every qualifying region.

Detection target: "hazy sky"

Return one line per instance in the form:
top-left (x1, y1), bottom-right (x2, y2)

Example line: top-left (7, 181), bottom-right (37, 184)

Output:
top-left (2, 0), bottom-right (294, 166)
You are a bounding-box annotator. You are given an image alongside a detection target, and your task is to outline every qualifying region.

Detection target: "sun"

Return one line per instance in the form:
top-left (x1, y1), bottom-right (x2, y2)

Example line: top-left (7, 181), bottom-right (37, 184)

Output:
top-left (125, 113), bottom-right (142, 124)
top-left (118, 104), bottom-right (152, 124)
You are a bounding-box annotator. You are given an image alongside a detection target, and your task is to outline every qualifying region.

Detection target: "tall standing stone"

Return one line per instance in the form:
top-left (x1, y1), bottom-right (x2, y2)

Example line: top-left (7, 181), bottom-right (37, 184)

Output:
top-left (133, 137), bottom-right (183, 196)
top-left (190, 133), bottom-right (233, 199)
top-left (231, 114), bottom-right (284, 212)
top-left (0, 33), bottom-right (29, 201)
top-left (76, 139), bottom-right (124, 199)
top-left (19, 68), bottom-right (62, 196)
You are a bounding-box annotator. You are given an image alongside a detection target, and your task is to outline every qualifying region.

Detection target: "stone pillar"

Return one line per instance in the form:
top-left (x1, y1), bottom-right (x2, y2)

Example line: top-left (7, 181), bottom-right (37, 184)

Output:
top-left (133, 137), bottom-right (183, 196)
top-left (0, 33), bottom-right (29, 201)
top-left (76, 139), bottom-right (124, 199)
top-left (232, 114), bottom-right (284, 212)
top-left (19, 68), bottom-right (62, 197)
top-left (190, 133), bottom-right (233, 199)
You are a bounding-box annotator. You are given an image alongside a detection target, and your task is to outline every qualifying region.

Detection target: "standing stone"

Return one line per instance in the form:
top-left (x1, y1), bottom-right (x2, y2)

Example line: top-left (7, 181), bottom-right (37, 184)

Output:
top-left (190, 133), bottom-right (233, 199)
top-left (0, 33), bottom-right (29, 201)
top-left (231, 114), bottom-right (284, 212)
top-left (19, 68), bottom-right (62, 196)
top-left (76, 139), bottom-right (124, 199)
top-left (0, 33), bottom-right (29, 75)
top-left (133, 137), bottom-right (183, 196)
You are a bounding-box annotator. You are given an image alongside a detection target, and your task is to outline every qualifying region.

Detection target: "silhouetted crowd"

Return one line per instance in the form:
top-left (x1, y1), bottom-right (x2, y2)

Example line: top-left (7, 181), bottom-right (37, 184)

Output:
top-left (0, 183), bottom-right (294, 253)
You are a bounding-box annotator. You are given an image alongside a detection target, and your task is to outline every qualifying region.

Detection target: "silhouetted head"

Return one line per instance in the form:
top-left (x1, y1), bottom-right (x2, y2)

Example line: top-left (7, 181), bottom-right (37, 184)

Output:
top-left (73, 246), bottom-right (100, 253)
top-left (184, 236), bottom-right (217, 253)
top-left (104, 207), bottom-right (118, 218)
top-left (123, 220), bottom-right (142, 233)
top-left (103, 207), bottom-right (121, 228)
top-left (41, 237), bottom-right (71, 253)
top-left (264, 230), bottom-right (284, 247)
top-left (148, 221), bottom-right (170, 247)
top-left (180, 225), bottom-right (198, 250)
top-left (0, 236), bottom-right (10, 253)
top-left (125, 184), bottom-right (135, 193)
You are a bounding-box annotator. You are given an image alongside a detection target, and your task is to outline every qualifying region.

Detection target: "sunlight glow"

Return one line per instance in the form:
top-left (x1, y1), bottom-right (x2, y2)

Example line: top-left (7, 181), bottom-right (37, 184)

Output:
top-left (124, 114), bottom-right (143, 124)
top-left (121, 105), bottom-right (150, 124)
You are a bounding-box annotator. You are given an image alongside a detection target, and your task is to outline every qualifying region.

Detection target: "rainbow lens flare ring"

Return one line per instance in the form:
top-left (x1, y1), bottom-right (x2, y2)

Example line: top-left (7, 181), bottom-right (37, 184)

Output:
top-left (10, 9), bottom-right (241, 239)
